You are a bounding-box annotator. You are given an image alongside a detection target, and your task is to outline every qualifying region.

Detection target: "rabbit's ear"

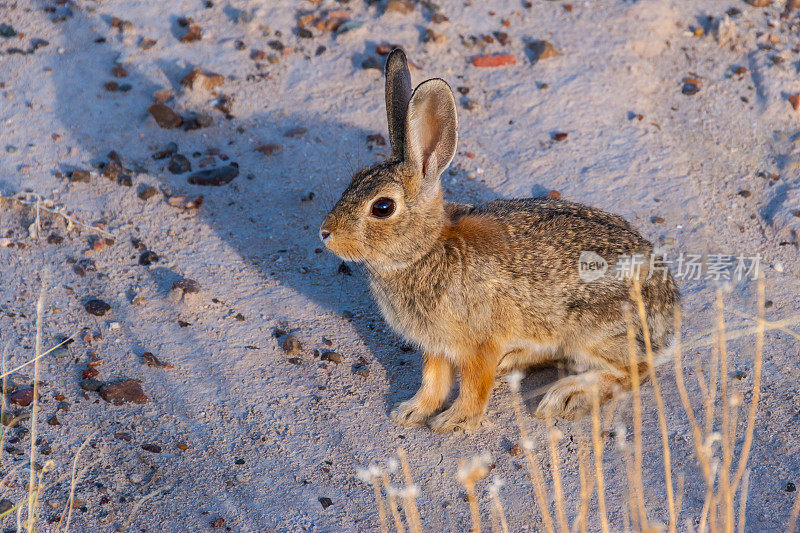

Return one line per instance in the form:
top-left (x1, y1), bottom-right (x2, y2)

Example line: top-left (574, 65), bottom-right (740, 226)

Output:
top-left (404, 78), bottom-right (458, 193)
top-left (385, 49), bottom-right (413, 159)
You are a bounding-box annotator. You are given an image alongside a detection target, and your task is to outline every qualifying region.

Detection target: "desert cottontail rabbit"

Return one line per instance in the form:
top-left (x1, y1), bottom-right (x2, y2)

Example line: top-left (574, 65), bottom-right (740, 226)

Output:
top-left (320, 49), bottom-right (679, 432)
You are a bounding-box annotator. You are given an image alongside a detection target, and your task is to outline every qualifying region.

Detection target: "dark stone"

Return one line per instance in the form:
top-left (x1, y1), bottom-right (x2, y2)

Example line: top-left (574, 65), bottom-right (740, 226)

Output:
top-left (318, 497), bottom-right (333, 509)
top-left (321, 351), bottom-right (343, 364)
top-left (10, 387), bottom-right (36, 407)
top-left (70, 169), bottom-right (91, 182)
top-left (0, 24), bottom-right (17, 38)
top-left (79, 378), bottom-right (104, 392)
top-left (98, 379), bottom-right (148, 405)
top-left (682, 82), bottom-right (700, 96)
top-left (187, 165), bottom-right (239, 186)
top-left (139, 250), bottom-right (159, 266)
top-left (148, 103), bottom-right (183, 128)
top-left (168, 154), bottom-right (192, 174)
top-left (84, 299), bottom-right (111, 316)
top-left (138, 185), bottom-right (158, 201)
top-left (282, 335), bottom-right (302, 356)
top-left (152, 142), bottom-right (178, 160)
top-left (172, 278), bottom-right (201, 293)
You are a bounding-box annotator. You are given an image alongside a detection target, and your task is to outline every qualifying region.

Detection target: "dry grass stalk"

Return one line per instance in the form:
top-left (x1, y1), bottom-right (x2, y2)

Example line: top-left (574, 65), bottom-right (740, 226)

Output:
top-left (373, 477), bottom-right (390, 533)
top-left (570, 435), bottom-right (594, 533)
top-left (714, 289), bottom-right (734, 531)
top-left (56, 432), bottom-right (98, 533)
top-left (397, 448), bottom-right (423, 533)
top-left (26, 286), bottom-right (45, 532)
top-left (457, 455), bottom-right (492, 533)
top-left (589, 385), bottom-right (610, 533)
top-left (735, 469), bottom-right (749, 533)
top-left (730, 278), bottom-right (765, 494)
top-left (487, 477), bottom-right (510, 533)
top-left (507, 372), bottom-right (555, 533)
top-left (631, 280), bottom-right (677, 532)
top-left (358, 466), bottom-right (389, 533)
top-left (0, 192), bottom-right (116, 239)
top-left (0, 334), bottom-right (77, 382)
top-left (380, 472), bottom-right (405, 533)
top-left (545, 418), bottom-right (569, 532)
top-left (120, 485), bottom-right (169, 532)
top-left (623, 305), bottom-right (648, 528)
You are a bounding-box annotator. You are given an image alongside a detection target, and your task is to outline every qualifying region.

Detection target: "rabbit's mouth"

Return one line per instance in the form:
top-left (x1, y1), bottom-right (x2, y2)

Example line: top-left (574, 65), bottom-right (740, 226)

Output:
top-left (319, 230), bottom-right (365, 263)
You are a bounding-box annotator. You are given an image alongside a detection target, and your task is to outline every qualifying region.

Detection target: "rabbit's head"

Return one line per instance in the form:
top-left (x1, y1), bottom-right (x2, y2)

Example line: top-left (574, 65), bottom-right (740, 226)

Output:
top-left (320, 49), bottom-right (458, 270)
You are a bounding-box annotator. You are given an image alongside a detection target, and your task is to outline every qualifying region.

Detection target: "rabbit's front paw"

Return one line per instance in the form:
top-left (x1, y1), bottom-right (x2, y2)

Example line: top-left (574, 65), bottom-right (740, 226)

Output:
top-left (428, 407), bottom-right (482, 433)
top-left (534, 376), bottom-right (591, 420)
top-left (390, 399), bottom-right (432, 427)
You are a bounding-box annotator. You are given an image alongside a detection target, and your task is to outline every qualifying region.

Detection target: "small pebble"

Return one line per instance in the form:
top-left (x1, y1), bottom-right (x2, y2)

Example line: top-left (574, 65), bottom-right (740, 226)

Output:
top-left (188, 165), bottom-right (239, 186)
top-left (80, 378), bottom-right (104, 392)
top-left (321, 351), bottom-right (343, 364)
top-left (138, 185), bottom-right (158, 201)
top-left (528, 40), bottom-right (560, 62)
top-left (168, 154), bottom-right (192, 174)
top-left (84, 299), bottom-right (111, 316)
top-left (99, 379), bottom-right (148, 405)
top-left (148, 104), bottom-right (183, 129)
top-left (282, 335), bottom-right (302, 356)
top-left (139, 250), bottom-right (160, 266)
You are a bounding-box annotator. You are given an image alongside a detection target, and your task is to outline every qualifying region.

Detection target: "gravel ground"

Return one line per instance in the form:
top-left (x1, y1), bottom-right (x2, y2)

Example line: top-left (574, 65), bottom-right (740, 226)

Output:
top-left (0, 0), bottom-right (799, 531)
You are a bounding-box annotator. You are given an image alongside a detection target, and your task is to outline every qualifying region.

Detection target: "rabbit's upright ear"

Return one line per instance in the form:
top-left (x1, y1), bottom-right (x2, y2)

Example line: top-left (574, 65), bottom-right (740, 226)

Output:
top-left (385, 49), bottom-right (413, 159)
top-left (404, 79), bottom-right (457, 194)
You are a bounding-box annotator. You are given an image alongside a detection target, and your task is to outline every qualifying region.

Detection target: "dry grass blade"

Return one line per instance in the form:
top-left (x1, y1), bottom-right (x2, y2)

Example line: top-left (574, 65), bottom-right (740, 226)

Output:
top-left (373, 476), bottom-right (390, 533)
top-left (623, 305), bottom-right (647, 529)
top-left (56, 432), bottom-right (98, 533)
top-left (506, 373), bottom-right (555, 533)
top-left (0, 334), bottom-right (77, 382)
top-left (0, 192), bottom-right (116, 239)
top-left (457, 459), bottom-right (482, 533)
top-left (26, 286), bottom-right (45, 533)
top-left (381, 472), bottom-right (405, 533)
top-left (571, 434), bottom-right (594, 533)
top-left (590, 385), bottom-right (610, 533)
top-left (730, 277), bottom-right (765, 494)
top-left (545, 418), bottom-right (568, 532)
top-left (736, 469), bottom-right (749, 533)
top-left (120, 485), bottom-right (170, 532)
top-left (488, 478), bottom-right (510, 533)
top-left (397, 448), bottom-right (423, 533)
top-left (714, 289), bottom-right (734, 532)
top-left (632, 280), bottom-right (676, 532)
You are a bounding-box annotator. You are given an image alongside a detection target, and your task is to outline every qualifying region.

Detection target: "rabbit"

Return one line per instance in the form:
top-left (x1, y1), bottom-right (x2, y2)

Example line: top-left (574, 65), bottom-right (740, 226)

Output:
top-left (319, 48), bottom-right (679, 432)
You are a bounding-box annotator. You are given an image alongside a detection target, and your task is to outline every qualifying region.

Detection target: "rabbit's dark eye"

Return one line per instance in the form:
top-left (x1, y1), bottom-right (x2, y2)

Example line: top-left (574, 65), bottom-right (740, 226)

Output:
top-left (370, 198), bottom-right (396, 218)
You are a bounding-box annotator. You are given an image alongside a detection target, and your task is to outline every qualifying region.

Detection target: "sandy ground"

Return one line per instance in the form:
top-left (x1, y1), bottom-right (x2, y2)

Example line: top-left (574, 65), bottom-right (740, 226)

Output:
top-left (0, 0), bottom-right (799, 531)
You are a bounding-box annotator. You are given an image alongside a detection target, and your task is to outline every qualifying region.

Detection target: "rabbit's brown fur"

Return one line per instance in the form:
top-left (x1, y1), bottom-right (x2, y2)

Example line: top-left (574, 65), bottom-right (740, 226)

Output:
top-left (320, 49), bottom-right (679, 431)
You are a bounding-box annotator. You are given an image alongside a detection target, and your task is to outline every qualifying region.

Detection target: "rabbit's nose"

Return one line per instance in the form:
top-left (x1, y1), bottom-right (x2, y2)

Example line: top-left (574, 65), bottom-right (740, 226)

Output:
top-left (320, 229), bottom-right (331, 242)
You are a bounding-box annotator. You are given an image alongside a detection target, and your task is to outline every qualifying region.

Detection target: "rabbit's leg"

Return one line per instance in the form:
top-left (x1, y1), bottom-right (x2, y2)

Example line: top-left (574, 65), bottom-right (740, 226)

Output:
top-left (534, 334), bottom-right (648, 420)
top-left (533, 369), bottom-right (629, 420)
top-left (429, 345), bottom-right (499, 432)
top-left (391, 352), bottom-right (454, 427)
